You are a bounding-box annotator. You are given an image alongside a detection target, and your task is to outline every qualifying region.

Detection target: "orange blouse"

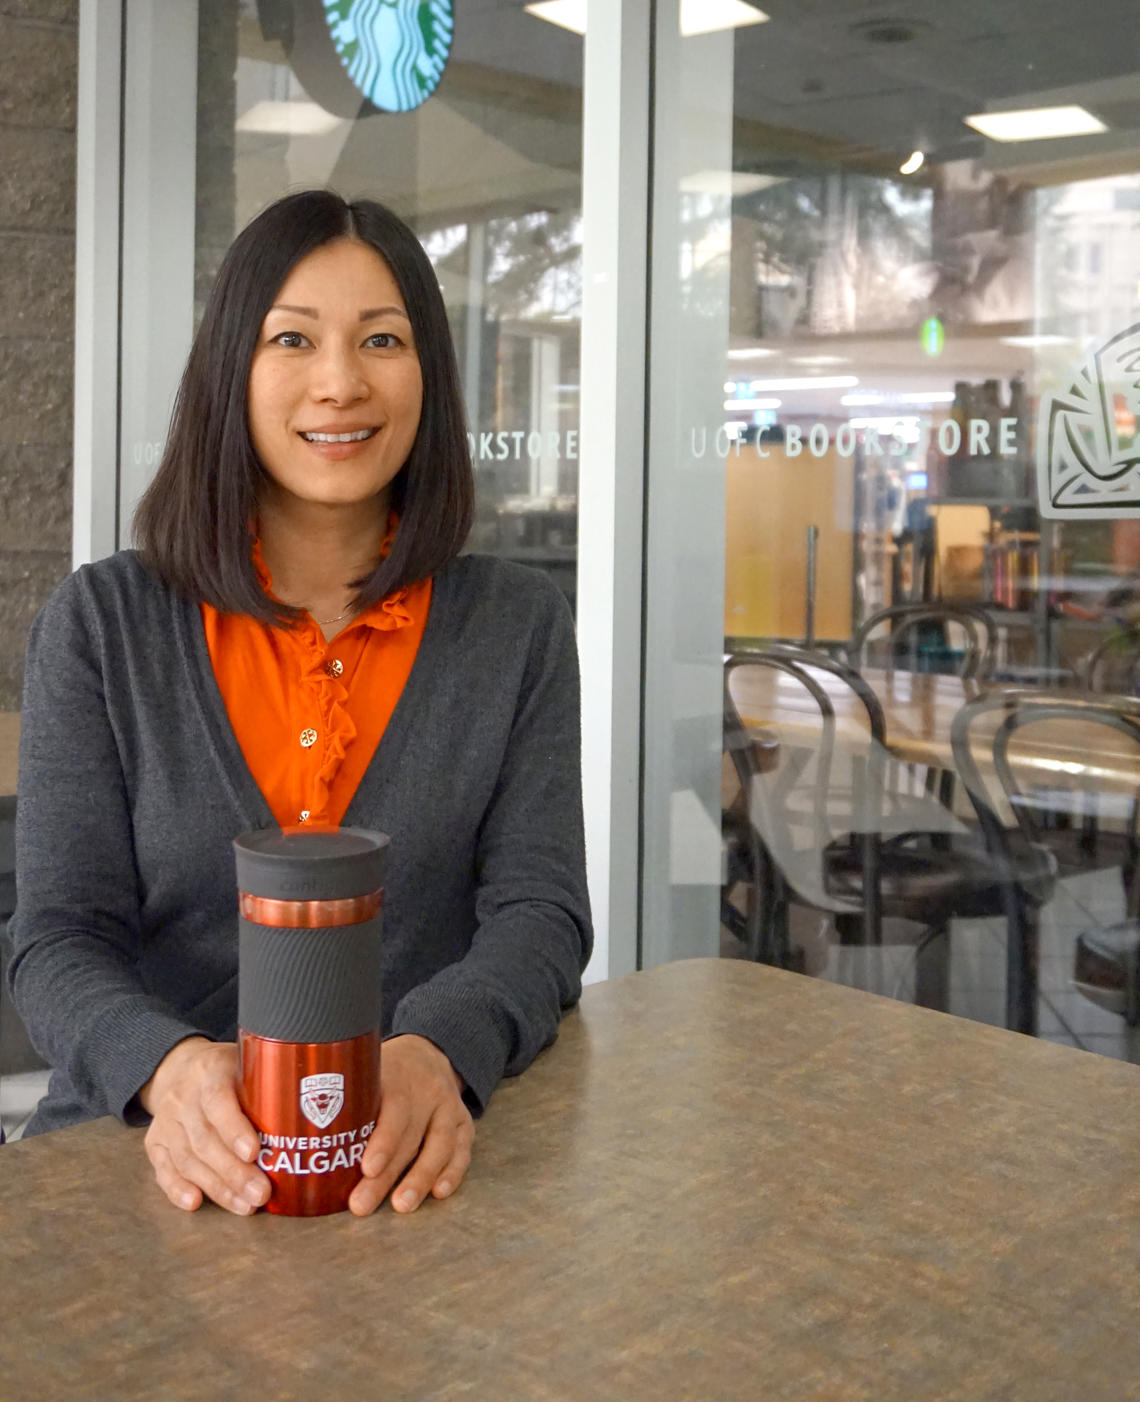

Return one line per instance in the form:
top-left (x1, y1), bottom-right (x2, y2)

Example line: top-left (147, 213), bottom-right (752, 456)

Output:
top-left (201, 538), bottom-right (431, 830)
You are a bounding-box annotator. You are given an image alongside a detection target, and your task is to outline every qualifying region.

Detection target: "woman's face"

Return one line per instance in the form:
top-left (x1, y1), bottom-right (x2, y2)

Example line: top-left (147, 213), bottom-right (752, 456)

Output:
top-left (247, 237), bottom-right (423, 517)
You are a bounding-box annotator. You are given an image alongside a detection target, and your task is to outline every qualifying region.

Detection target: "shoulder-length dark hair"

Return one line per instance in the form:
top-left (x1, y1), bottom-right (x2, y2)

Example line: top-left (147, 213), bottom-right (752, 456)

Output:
top-left (133, 189), bottom-right (473, 623)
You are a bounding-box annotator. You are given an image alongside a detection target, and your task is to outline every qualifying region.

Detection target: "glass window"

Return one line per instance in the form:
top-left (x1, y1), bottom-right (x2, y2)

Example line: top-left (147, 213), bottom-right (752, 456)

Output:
top-left (142, 0), bottom-right (584, 610)
top-left (644, 1), bottom-right (1140, 1057)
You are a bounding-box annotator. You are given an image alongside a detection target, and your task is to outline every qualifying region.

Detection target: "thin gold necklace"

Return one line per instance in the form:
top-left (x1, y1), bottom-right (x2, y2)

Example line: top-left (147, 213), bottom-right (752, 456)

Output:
top-left (315, 606), bottom-right (354, 626)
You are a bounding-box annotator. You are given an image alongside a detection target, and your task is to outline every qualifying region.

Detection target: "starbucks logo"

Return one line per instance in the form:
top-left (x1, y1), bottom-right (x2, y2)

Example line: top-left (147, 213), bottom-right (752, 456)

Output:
top-left (322, 0), bottom-right (453, 113)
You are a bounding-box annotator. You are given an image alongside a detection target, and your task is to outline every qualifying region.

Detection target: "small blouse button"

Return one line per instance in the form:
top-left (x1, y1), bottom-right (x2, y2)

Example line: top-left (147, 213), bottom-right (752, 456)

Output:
top-left (299, 810), bottom-right (310, 823)
top-left (326, 659), bottom-right (344, 678)
top-left (299, 728), bottom-right (318, 749)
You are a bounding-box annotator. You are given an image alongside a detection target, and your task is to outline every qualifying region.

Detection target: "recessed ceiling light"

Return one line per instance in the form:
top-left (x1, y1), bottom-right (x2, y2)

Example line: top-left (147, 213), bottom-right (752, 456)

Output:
top-left (791, 354), bottom-right (848, 367)
top-left (842, 390), bottom-right (955, 406)
top-left (727, 347), bottom-right (779, 360)
top-left (524, 0), bottom-right (768, 37)
top-left (523, 0), bottom-right (586, 34)
top-left (745, 376), bottom-right (859, 391)
top-left (680, 171), bottom-right (783, 196)
top-left (681, 0), bottom-right (769, 37)
top-left (236, 101), bottom-right (343, 137)
top-left (964, 106), bottom-right (1106, 143)
top-left (899, 150), bottom-right (924, 174)
top-left (1000, 333), bottom-right (1073, 348)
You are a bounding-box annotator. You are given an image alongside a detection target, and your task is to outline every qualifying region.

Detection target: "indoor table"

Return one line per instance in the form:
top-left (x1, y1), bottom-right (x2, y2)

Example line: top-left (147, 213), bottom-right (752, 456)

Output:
top-left (3, 959), bottom-right (1140, 1400)
top-left (730, 665), bottom-right (1138, 789)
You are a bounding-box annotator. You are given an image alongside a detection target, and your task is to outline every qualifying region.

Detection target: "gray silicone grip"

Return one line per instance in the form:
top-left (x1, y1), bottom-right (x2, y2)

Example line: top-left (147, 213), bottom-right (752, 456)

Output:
top-left (237, 914), bottom-right (383, 1043)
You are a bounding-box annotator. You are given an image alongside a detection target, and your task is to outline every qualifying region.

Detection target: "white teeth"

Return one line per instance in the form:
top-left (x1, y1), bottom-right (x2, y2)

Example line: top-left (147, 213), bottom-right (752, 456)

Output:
top-left (301, 429), bottom-right (376, 443)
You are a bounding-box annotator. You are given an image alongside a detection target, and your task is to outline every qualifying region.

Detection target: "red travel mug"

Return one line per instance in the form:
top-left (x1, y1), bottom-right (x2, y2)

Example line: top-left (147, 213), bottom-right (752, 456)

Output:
top-left (233, 827), bottom-right (388, 1216)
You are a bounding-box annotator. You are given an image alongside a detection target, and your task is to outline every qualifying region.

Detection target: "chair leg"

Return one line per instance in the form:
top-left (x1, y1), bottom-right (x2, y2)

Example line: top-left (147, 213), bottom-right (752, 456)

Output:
top-left (1005, 900), bottom-right (1039, 1037)
top-left (914, 924), bottom-right (950, 1012)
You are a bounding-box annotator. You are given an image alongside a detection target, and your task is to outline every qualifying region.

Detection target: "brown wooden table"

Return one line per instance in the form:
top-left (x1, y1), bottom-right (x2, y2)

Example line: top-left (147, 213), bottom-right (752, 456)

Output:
top-left (3, 959), bottom-right (1140, 1400)
top-left (731, 665), bottom-right (1138, 789)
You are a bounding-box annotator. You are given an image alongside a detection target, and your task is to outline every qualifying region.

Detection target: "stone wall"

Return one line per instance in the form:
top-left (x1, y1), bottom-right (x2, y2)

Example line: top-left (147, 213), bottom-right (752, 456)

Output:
top-left (0, 0), bottom-right (77, 711)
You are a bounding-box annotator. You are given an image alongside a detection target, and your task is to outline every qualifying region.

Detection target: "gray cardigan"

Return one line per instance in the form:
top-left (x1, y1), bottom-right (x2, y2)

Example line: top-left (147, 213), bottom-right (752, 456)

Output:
top-left (8, 550), bottom-right (591, 1136)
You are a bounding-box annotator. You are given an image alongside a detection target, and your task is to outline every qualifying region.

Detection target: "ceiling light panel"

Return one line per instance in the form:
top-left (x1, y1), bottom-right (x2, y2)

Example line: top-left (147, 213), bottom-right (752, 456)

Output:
top-left (526, 0), bottom-right (769, 38)
top-left (523, 0), bottom-right (586, 35)
top-left (236, 101), bottom-right (343, 137)
top-left (680, 0), bottom-right (769, 37)
top-left (964, 106), bottom-right (1107, 142)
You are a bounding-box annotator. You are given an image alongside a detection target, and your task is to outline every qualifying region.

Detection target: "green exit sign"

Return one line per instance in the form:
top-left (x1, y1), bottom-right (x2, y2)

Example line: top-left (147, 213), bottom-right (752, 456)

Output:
top-left (921, 316), bottom-right (945, 356)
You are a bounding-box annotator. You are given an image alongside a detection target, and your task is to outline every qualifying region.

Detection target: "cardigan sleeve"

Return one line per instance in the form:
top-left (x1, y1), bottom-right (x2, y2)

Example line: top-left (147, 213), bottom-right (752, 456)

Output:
top-left (7, 573), bottom-right (210, 1124)
top-left (387, 582), bottom-right (593, 1113)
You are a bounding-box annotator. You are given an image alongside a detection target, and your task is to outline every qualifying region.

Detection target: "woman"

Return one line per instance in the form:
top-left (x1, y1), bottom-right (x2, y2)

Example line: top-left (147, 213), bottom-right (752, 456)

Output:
top-left (8, 190), bottom-right (591, 1217)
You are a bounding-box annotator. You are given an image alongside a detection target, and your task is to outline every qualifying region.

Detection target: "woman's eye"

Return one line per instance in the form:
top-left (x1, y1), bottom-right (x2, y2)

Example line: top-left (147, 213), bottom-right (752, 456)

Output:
top-left (365, 332), bottom-right (399, 349)
top-left (272, 331), bottom-right (308, 348)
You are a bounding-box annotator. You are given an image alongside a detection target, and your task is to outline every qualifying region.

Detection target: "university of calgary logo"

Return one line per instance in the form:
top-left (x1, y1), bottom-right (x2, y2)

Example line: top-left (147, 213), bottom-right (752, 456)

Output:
top-left (322, 0), bottom-right (453, 113)
top-left (1037, 322), bottom-right (1140, 519)
top-left (299, 1072), bottom-right (345, 1130)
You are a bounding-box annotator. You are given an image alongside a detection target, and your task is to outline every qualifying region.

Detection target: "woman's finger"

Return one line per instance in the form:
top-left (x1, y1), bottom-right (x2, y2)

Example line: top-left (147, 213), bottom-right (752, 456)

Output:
top-left (201, 1076), bottom-right (261, 1163)
top-left (179, 1102), bottom-right (270, 1209)
top-left (149, 1132), bottom-right (256, 1215)
top-left (348, 1116), bottom-right (425, 1217)
top-left (430, 1116), bottom-right (475, 1200)
top-left (391, 1107), bottom-right (472, 1214)
top-left (359, 1086), bottom-right (412, 1179)
top-left (148, 1097), bottom-right (269, 1215)
top-left (147, 1140), bottom-right (204, 1212)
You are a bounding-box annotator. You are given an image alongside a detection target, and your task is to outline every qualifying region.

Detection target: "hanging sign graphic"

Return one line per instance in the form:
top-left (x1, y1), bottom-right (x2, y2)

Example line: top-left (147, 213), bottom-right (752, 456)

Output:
top-left (1037, 322), bottom-right (1140, 518)
top-left (321, 0), bottom-right (453, 112)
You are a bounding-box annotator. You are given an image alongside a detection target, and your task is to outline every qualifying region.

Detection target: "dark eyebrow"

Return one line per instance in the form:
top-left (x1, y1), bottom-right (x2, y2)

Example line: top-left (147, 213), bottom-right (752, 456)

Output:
top-left (359, 305), bottom-right (411, 323)
top-left (265, 303), bottom-right (410, 322)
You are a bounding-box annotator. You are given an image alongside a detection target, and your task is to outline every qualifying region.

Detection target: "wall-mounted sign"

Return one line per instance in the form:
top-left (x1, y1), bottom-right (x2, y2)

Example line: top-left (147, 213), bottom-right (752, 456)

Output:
top-left (261, 0), bottom-right (453, 118)
top-left (322, 0), bottom-right (453, 112)
top-left (1038, 323), bottom-right (1140, 519)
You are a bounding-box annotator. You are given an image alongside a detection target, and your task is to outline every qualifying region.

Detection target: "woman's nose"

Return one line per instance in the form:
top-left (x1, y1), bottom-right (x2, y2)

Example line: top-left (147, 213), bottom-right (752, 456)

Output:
top-left (309, 345), bottom-right (368, 403)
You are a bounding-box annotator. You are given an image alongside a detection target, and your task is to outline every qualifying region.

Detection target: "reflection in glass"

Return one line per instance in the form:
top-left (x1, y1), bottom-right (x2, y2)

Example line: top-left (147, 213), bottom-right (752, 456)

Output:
top-left (195, 0), bottom-right (583, 608)
top-left (650, 1), bottom-right (1140, 1056)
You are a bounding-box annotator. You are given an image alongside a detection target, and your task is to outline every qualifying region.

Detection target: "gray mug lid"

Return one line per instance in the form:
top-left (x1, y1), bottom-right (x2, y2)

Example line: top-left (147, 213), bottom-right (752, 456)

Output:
top-left (233, 826), bottom-right (388, 901)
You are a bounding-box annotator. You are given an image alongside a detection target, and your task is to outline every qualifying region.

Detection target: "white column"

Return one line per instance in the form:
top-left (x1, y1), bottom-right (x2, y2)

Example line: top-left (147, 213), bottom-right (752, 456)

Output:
top-left (577, 0), bottom-right (652, 981)
top-left (640, 15), bottom-right (735, 966)
top-left (117, 0), bottom-right (200, 546)
top-left (72, 0), bottom-right (123, 567)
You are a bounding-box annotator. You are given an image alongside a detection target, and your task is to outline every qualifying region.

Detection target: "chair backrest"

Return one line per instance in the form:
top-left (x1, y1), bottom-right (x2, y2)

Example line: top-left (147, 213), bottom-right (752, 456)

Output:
top-left (724, 647), bottom-right (888, 920)
top-left (849, 602), bottom-right (995, 680)
top-left (950, 689), bottom-right (1140, 916)
top-left (0, 793), bottom-right (13, 925)
top-left (1082, 625), bottom-right (1140, 696)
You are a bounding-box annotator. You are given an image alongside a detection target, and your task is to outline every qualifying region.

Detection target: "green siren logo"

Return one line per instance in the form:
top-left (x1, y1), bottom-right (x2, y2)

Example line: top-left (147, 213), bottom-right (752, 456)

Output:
top-left (1037, 322), bottom-right (1140, 519)
top-left (322, 0), bottom-right (453, 113)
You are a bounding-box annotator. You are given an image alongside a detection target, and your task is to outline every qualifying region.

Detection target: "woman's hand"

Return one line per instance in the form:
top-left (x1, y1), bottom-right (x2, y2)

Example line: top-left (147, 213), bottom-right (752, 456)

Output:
top-left (140, 1037), bottom-right (271, 1216)
top-left (348, 1034), bottom-right (474, 1217)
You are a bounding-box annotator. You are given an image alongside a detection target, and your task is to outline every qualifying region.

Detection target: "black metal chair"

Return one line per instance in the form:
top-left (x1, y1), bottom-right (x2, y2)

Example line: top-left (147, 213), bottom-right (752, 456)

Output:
top-left (1082, 624), bottom-right (1140, 696)
top-left (0, 794), bottom-right (45, 1087)
top-left (848, 602), bottom-right (996, 681)
top-left (723, 648), bottom-right (1055, 1024)
top-left (950, 690), bottom-right (1140, 1033)
top-left (849, 601), bottom-right (998, 809)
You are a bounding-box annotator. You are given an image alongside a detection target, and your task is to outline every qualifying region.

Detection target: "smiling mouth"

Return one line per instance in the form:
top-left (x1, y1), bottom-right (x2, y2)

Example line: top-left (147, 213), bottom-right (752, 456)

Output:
top-left (299, 428), bottom-right (378, 444)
